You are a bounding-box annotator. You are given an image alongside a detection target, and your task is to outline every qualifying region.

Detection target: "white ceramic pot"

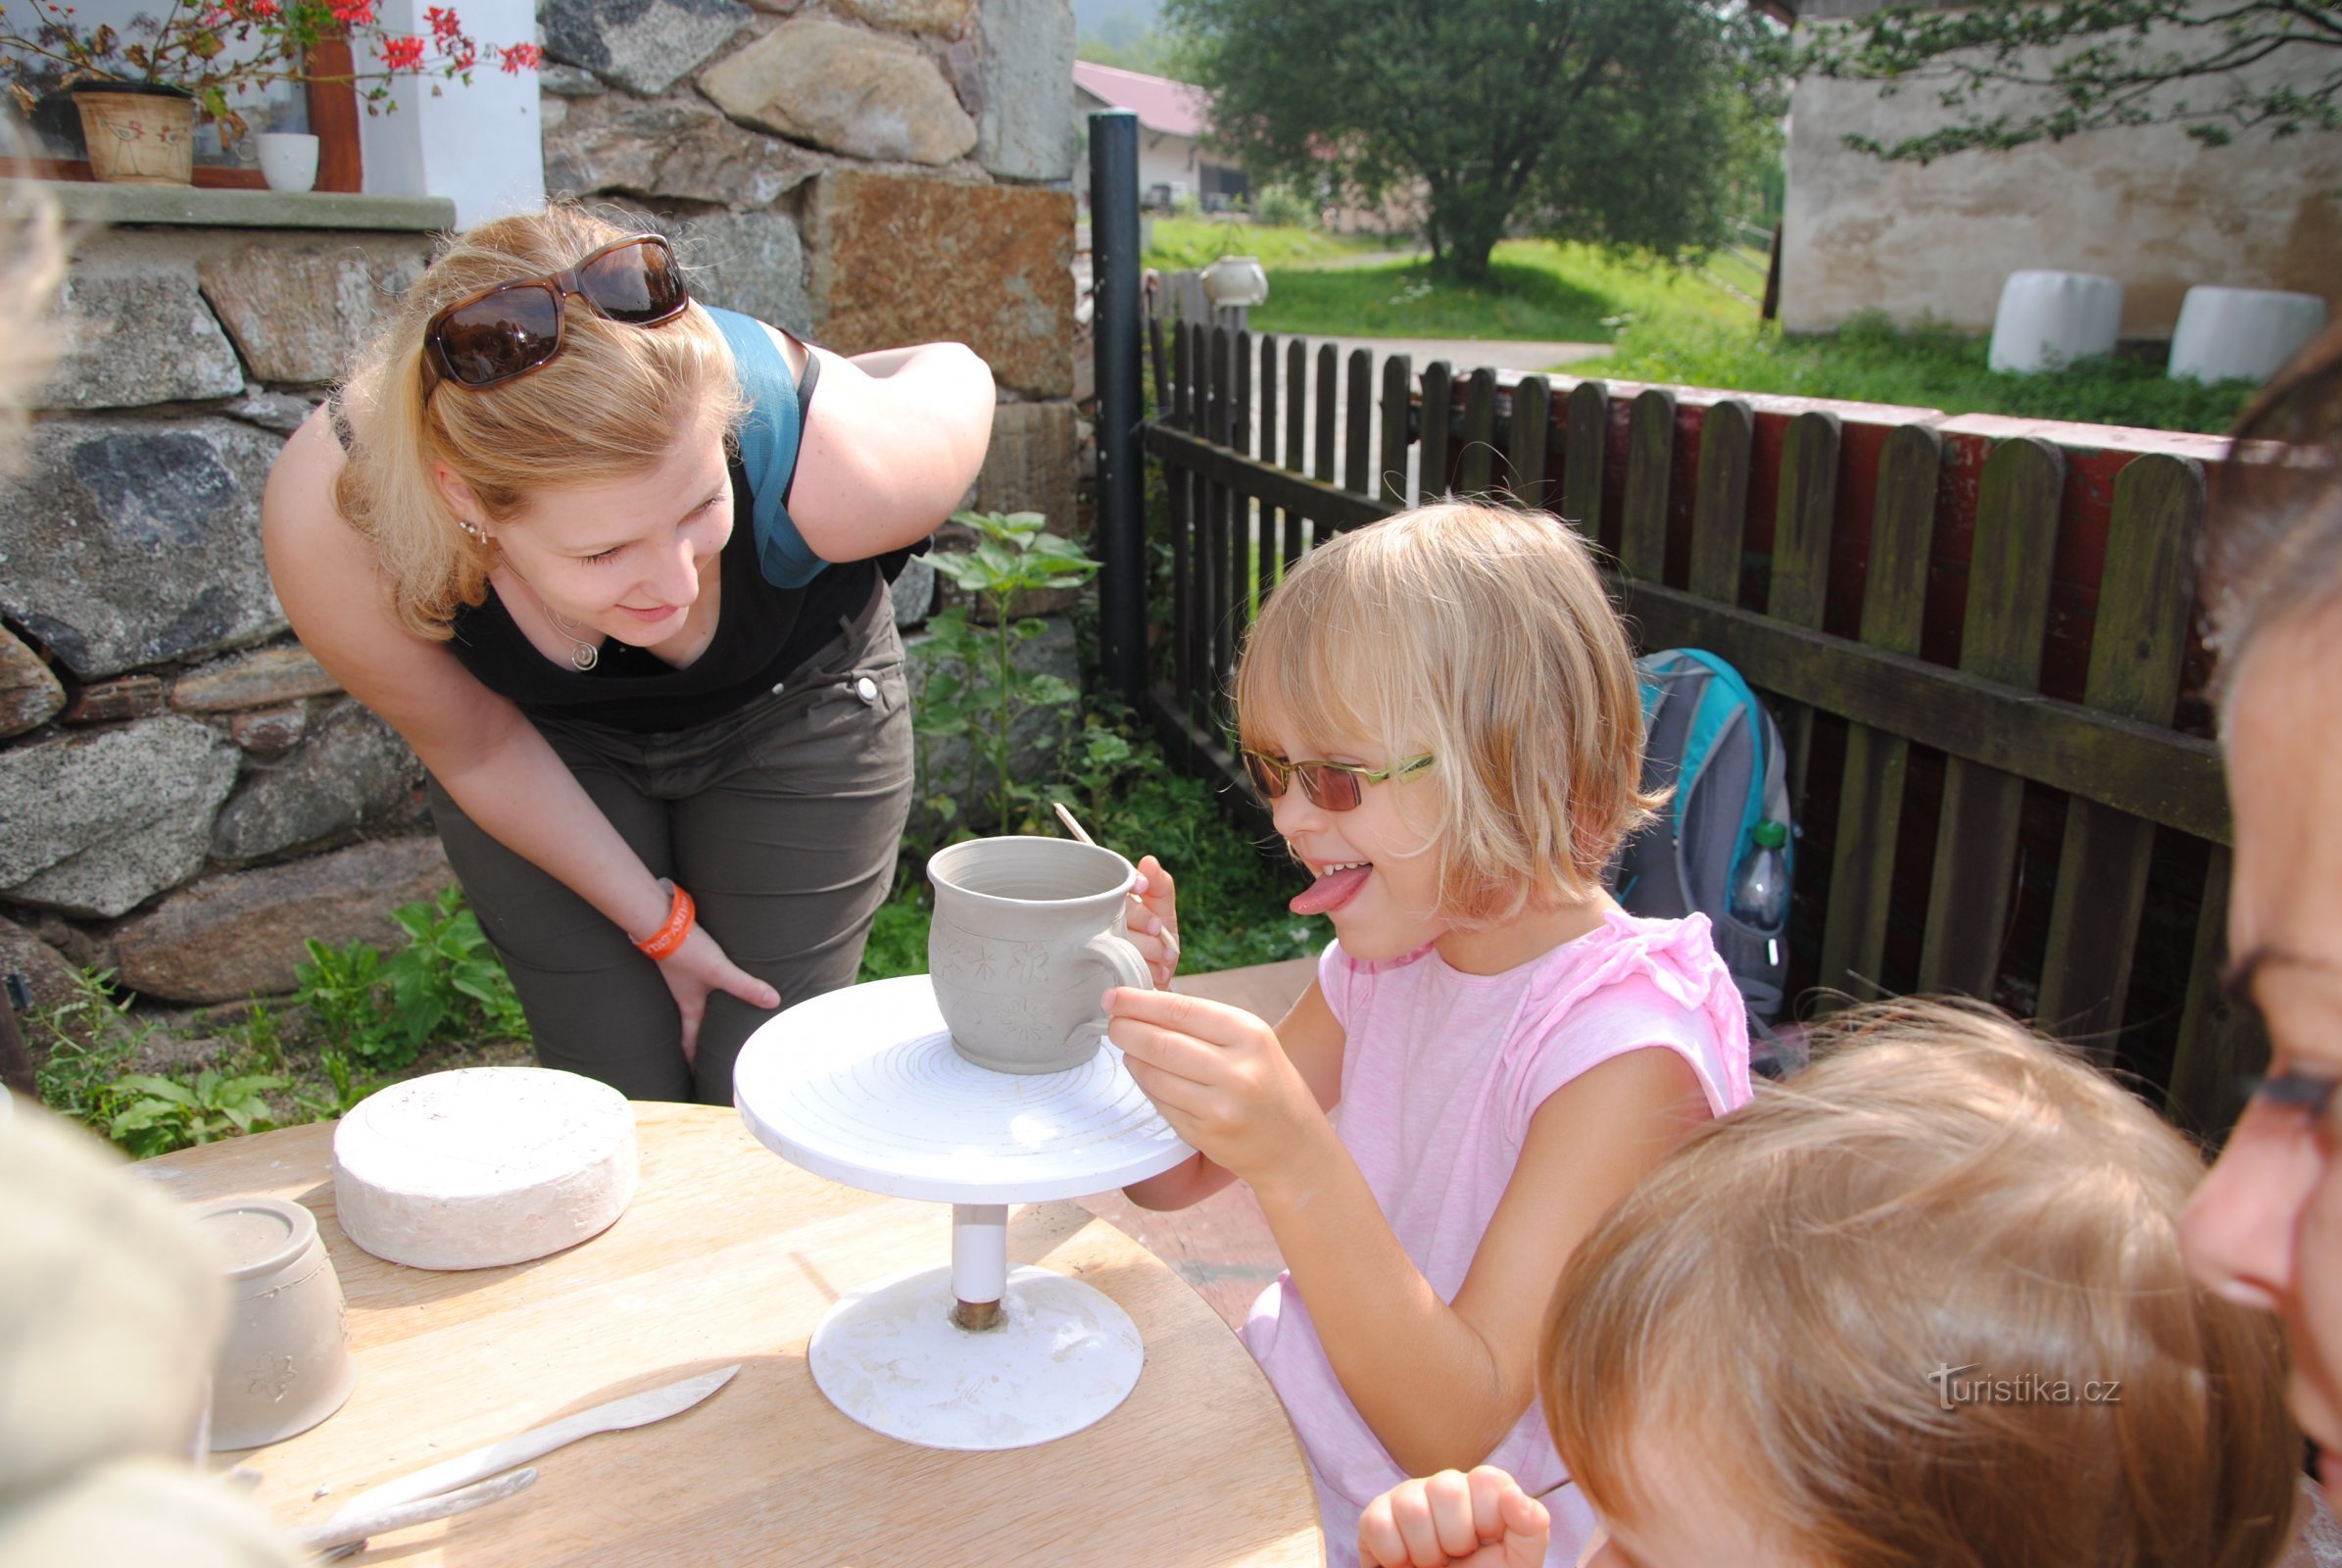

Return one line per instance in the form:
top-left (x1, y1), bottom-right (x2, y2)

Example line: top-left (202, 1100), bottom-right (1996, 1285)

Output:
top-left (195, 1196), bottom-right (356, 1450)
top-left (257, 130), bottom-right (320, 193)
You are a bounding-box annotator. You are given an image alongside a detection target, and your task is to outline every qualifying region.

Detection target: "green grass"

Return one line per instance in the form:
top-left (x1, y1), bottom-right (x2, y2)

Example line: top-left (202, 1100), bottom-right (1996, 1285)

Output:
top-left (1246, 239), bottom-right (1750, 345)
top-left (1144, 215), bottom-right (1388, 271)
top-left (1577, 313), bottom-right (2259, 434)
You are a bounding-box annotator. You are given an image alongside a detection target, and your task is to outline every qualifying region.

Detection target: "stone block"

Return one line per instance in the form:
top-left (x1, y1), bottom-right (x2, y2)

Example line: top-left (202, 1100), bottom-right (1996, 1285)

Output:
top-left (0, 417), bottom-right (285, 681)
top-left (832, 0), bottom-right (974, 34)
top-left (171, 645), bottom-right (341, 712)
top-left (0, 913), bottom-right (81, 1012)
top-left (0, 717), bottom-right (241, 918)
top-left (542, 0), bottom-right (753, 97)
top-left (196, 240), bottom-right (426, 387)
top-left (229, 706), bottom-right (308, 758)
top-left (543, 95), bottom-right (819, 210)
top-left (0, 629), bottom-right (63, 740)
top-left (39, 254), bottom-right (244, 412)
top-left (114, 836), bottom-right (455, 1004)
top-left (974, 401), bottom-right (1079, 531)
top-left (807, 172), bottom-right (1075, 399)
top-left (61, 675), bottom-right (168, 725)
top-left (890, 552), bottom-right (936, 628)
top-left (976, 0), bottom-right (1076, 182)
top-left (208, 698), bottom-right (424, 864)
top-left (679, 212), bottom-right (811, 335)
top-left (224, 387), bottom-right (323, 436)
top-left (701, 18), bottom-right (976, 166)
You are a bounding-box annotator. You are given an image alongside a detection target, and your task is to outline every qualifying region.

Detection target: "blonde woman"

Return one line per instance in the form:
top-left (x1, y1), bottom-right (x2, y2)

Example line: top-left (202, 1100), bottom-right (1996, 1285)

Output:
top-left (264, 204), bottom-right (994, 1103)
top-left (1363, 1001), bottom-right (2299, 1568)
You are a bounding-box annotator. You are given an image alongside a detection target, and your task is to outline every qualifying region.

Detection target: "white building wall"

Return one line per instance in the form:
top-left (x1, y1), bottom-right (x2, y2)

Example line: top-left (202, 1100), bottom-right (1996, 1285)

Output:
top-left (1781, 22), bottom-right (2341, 339)
top-left (359, 0), bottom-right (545, 228)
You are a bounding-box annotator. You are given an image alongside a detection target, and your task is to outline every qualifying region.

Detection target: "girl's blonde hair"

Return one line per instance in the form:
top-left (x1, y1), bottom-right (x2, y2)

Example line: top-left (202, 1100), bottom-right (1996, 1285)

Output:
top-left (1543, 999), bottom-right (2297, 1568)
top-left (1232, 502), bottom-right (1660, 921)
top-left (335, 203), bottom-right (748, 640)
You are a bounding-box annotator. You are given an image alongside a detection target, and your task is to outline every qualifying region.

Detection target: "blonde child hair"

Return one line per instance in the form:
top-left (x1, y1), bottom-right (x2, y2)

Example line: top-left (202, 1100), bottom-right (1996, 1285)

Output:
top-left (1543, 999), bottom-right (2298, 1568)
top-left (1232, 501), bottom-right (1662, 924)
top-left (333, 202), bottom-right (748, 640)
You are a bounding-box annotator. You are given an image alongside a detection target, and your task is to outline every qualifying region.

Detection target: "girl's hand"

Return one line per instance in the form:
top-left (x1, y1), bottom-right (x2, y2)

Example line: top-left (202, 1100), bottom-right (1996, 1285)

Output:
top-left (1359, 1467), bottom-right (1550, 1568)
top-left (654, 925), bottom-right (780, 1066)
top-left (1103, 987), bottom-right (1327, 1192)
top-left (1126, 854), bottom-right (1182, 987)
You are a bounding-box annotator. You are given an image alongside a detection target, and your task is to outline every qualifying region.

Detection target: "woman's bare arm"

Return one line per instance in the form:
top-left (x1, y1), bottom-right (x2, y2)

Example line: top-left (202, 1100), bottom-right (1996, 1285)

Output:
top-left (770, 323), bottom-right (996, 562)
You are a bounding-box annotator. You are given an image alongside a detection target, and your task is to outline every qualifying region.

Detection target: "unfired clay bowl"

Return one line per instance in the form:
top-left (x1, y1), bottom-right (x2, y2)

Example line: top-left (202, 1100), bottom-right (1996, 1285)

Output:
top-left (194, 1196), bottom-right (356, 1450)
top-left (926, 836), bottom-right (1154, 1074)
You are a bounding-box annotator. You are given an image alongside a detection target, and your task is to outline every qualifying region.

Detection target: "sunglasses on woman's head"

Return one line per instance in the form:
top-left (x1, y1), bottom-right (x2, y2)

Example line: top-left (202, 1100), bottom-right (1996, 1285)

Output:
top-left (1242, 749), bottom-right (1434, 811)
top-left (419, 233), bottom-right (691, 403)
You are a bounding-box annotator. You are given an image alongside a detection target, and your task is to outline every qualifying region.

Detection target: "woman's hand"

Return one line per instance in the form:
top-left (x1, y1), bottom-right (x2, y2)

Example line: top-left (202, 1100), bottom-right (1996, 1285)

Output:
top-left (654, 925), bottom-right (780, 1066)
top-left (1126, 854), bottom-right (1181, 987)
top-left (1359, 1468), bottom-right (1550, 1568)
top-left (1103, 987), bottom-right (1330, 1194)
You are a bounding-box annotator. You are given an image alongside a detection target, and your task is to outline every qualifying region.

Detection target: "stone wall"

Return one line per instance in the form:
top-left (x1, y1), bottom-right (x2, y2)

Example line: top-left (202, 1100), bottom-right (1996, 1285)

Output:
top-left (4, 4), bottom-right (1087, 1020)
top-left (2, 192), bottom-right (460, 1012)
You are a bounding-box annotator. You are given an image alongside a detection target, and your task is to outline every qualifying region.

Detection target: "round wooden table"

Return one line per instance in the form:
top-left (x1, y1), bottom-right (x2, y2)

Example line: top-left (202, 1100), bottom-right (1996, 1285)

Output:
top-left (143, 1104), bottom-right (1323, 1566)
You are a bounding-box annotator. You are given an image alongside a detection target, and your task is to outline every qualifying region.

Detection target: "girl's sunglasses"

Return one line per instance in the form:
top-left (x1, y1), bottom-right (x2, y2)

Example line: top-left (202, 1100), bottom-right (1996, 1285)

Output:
top-left (419, 234), bottom-right (691, 403)
top-left (1242, 749), bottom-right (1434, 811)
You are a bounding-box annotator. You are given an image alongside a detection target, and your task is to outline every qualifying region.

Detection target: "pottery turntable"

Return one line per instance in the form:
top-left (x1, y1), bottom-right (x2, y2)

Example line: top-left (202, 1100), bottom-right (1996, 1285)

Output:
top-left (732, 974), bottom-right (1192, 1451)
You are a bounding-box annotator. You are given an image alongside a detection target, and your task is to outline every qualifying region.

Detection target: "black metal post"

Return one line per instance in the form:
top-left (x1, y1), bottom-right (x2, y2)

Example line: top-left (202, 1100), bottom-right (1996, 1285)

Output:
top-left (1090, 109), bottom-right (1146, 708)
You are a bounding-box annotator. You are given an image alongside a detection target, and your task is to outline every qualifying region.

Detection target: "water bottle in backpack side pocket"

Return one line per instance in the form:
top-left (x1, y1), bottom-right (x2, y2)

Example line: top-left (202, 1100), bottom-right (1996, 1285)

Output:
top-left (1729, 820), bottom-right (1791, 930)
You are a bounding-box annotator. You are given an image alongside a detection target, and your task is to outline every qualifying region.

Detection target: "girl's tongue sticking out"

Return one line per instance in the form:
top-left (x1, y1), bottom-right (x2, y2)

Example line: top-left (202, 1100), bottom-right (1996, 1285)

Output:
top-left (1291, 861), bottom-right (1371, 915)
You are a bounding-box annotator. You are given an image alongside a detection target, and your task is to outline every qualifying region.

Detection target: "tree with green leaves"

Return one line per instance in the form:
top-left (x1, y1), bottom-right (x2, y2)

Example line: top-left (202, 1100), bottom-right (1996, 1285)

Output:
top-left (1162, 0), bottom-right (1785, 282)
top-left (1794, 2), bottom-right (2341, 161)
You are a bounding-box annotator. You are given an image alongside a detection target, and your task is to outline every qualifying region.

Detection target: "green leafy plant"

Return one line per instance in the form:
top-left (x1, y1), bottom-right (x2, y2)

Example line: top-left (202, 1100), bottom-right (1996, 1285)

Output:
top-left (104, 1067), bottom-right (290, 1159)
top-left (27, 967), bottom-right (153, 1132)
top-left (914, 510), bottom-right (1101, 838)
top-left (294, 887), bottom-right (527, 1071)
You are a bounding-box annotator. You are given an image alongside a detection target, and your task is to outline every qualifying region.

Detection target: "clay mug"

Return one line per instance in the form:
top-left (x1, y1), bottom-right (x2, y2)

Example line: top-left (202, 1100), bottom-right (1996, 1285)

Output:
top-left (193, 1196), bottom-right (356, 1449)
top-left (926, 835), bottom-right (1154, 1074)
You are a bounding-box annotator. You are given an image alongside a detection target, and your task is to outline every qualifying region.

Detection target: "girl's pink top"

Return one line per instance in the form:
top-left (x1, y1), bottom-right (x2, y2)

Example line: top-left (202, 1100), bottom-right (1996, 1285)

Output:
top-left (1242, 910), bottom-right (1753, 1568)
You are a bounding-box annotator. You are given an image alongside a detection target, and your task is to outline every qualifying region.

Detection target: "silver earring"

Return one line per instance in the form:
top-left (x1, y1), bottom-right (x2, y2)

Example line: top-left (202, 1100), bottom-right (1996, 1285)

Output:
top-left (456, 517), bottom-right (486, 543)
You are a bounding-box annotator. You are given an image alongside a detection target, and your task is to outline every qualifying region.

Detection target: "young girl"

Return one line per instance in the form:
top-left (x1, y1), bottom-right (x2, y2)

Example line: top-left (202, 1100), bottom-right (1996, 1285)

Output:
top-left (1104, 502), bottom-right (1753, 1566)
top-left (1358, 1001), bottom-right (2301, 1568)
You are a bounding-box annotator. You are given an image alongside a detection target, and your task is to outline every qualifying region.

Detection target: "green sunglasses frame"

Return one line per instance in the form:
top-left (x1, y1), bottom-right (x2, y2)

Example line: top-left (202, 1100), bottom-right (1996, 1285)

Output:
top-left (1241, 749), bottom-right (1436, 809)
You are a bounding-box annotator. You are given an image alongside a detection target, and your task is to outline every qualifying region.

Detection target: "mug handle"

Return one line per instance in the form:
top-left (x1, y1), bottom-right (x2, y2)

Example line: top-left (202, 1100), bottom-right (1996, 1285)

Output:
top-left (1063, 931), bottom-right (1154, 1058)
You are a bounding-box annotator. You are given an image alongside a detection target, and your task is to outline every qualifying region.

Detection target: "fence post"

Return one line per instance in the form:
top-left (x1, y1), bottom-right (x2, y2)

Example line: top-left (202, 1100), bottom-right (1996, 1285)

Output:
top-left (1090, 108), bottom-right (1146, 707)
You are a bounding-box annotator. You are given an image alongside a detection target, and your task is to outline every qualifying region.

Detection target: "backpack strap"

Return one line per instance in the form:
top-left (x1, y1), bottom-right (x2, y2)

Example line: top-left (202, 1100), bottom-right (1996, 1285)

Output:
top-left (706, 305), bottom-right (825, 589)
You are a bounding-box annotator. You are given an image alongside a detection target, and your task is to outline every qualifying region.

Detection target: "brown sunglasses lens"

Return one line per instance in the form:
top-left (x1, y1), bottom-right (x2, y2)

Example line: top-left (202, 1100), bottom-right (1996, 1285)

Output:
top-left (437, 285), bottom-right (561, 386)
top-left (1243, 753), bottom-right (1363, 810)
top-left (578, 240), bottom-right (686, 323)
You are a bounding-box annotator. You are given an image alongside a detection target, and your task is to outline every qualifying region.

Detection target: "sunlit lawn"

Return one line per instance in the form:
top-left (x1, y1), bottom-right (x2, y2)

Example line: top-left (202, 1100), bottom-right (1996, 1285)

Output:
top-left (1143, 218), bottom-right (2255, 433)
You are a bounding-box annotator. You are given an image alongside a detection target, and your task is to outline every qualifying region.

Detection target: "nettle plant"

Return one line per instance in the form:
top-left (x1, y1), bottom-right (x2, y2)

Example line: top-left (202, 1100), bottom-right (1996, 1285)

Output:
top-left (914, 509), bottom-right (1100, 838)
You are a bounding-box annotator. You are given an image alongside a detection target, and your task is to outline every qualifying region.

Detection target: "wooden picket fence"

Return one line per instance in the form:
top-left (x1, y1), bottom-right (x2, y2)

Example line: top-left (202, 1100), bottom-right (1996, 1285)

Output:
top-left (1139, 318), bottom-right (2263, 1142)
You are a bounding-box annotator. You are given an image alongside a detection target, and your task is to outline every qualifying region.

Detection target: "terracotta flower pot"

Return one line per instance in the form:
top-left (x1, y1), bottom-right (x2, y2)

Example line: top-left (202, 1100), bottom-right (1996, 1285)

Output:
top-left (69, 82), bottom-right (196, 186)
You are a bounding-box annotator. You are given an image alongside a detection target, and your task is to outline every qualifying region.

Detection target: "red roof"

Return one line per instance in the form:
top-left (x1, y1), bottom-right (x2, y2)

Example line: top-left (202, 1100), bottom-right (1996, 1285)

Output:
top-left (1073, 60), bottom-right (1212, 141)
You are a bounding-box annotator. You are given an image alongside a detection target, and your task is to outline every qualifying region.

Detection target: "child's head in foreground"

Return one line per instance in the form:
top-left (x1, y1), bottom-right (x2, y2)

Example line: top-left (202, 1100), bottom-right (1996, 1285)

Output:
top-left (1545, 999), bottom-right (2299, 1568)
top-left (1231, 502), bottom-right (1658, 931)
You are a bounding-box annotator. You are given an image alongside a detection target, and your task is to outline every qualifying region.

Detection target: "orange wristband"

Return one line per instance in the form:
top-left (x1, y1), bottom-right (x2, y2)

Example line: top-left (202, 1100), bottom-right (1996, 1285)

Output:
top-left (633, 879), bottom-right (695, 961)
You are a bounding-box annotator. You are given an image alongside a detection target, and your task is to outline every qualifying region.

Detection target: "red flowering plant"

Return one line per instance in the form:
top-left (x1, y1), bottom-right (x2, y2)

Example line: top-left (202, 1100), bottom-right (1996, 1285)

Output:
top-left (2, 0), bottom-right (542, 142)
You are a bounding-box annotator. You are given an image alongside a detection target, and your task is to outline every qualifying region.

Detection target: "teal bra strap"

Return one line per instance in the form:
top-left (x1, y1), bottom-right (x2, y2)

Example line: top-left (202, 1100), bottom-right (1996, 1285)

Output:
top-left (706, 305), bottom-right (823, 588)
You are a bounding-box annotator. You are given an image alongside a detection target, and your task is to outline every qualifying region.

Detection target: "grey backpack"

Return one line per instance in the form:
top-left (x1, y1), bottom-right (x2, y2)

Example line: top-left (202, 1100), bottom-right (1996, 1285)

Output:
top-left (1610, 649), bottom-right (1793, 1032)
